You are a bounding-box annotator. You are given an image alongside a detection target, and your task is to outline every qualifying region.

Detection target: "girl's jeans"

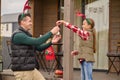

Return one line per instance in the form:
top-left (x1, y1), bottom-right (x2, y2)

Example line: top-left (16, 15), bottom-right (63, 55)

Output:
top-left (80, 61), bottom-right (93, 80)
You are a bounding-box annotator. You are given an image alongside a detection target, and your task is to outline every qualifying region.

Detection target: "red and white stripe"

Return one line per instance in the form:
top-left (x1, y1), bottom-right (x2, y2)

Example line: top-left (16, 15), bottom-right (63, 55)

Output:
top-left (65, 23), bottom-right (89, 40)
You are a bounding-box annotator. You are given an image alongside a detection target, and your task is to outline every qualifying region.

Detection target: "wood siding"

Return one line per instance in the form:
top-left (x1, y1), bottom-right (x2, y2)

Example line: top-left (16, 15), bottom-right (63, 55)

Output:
top-left (109, 0), bottom-right (120, 52)
top-left (33, 0), bottom-right (58, 37)
top-left (109, 0), bottom-right (120, 72)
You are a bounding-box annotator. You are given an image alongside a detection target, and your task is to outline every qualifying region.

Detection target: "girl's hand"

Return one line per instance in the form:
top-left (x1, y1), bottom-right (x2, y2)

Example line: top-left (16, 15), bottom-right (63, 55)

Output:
top-left (56, 20), bottom-right (67, 26)
top-left (71, 50), bottom-right (79, 56)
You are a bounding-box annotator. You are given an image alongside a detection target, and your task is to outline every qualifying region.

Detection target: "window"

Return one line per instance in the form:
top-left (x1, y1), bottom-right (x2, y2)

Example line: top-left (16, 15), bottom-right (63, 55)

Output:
top-left (6, 24), bottom-right (9, 31)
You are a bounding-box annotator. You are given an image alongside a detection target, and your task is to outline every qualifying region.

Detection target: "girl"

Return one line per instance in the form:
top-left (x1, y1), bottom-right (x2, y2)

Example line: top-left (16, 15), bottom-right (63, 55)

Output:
top-left (56, 18), bottom-right (96, 80)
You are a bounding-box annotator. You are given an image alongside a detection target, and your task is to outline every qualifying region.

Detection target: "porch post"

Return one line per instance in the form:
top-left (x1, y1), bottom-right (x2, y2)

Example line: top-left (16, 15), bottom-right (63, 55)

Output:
top-left (29, 0), bottom-right (34, 35)
top-left (63, 0), bottom-right (74, 80)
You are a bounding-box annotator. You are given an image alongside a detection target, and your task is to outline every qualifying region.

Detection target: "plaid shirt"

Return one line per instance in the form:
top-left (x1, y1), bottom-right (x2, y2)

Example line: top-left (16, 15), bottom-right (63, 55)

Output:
top-left (65, 22), bottom-right (90, 40)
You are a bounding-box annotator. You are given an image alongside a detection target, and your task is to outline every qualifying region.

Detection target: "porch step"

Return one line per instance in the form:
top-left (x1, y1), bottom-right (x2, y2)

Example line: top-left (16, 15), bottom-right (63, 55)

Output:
top-left (0, 69), bottom-right (63, 80)
top-left (0, 69), bottom-right (15, 80)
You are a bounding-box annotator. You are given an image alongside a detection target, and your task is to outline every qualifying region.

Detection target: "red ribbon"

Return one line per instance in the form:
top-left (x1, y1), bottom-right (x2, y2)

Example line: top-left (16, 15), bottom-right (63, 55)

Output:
top-left (76, 11), bottom-right (86, 19)
top-left (23, 0), bottom-right (31, 13)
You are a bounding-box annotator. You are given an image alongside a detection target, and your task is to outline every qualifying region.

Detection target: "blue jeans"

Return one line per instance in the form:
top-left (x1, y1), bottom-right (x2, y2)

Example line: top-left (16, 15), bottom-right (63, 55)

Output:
top-left (80, 61), bottom-right (93, 80)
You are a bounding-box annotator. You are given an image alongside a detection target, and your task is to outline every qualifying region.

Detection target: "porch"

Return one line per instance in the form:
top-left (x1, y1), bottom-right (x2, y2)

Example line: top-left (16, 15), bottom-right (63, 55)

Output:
top-left (0, 69), bottom-right (119, 80)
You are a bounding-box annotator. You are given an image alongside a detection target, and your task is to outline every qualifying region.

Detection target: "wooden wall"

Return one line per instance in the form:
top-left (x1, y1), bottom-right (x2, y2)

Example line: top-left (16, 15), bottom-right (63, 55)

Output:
top-left (109, 0), bottom-right (120, 72)
top-left (29, 0), bottom-right (61, 71)
top-left (109, 0), bottom-right (120, 52)
top-left (33, 0), bottom-right (58, 37)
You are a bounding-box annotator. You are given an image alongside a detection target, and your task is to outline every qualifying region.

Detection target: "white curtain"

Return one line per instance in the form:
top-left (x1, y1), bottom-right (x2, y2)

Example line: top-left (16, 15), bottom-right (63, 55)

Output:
top-left (85, 0), bottom-right (109, 69)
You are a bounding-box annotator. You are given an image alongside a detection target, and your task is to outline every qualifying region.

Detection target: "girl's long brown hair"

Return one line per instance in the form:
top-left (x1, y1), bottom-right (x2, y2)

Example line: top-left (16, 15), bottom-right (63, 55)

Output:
top-left (86, 18), bottom-right (96, 53)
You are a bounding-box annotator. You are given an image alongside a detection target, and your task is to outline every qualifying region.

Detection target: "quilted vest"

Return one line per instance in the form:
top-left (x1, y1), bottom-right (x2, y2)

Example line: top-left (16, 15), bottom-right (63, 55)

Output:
top-left (11, 27), bottom-right (36, 71)
top-left (79, 29), bottom-right (95, 62)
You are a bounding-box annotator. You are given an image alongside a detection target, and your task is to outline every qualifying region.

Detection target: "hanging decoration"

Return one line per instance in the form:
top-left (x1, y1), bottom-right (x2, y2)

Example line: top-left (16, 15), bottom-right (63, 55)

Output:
top-left (44, 46), bottom-right (55, 60)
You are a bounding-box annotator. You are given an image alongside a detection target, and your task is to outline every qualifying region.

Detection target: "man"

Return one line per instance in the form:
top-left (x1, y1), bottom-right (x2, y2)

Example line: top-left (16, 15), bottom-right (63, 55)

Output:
top-left (11, 13), bottom-right (61, 80)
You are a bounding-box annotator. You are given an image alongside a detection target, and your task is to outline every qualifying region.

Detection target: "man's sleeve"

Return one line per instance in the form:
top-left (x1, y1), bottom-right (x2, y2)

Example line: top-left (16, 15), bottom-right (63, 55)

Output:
top-left (13, 32), bottom-right (53, 46)
top-left (35, 42), bottom-right (52, 51)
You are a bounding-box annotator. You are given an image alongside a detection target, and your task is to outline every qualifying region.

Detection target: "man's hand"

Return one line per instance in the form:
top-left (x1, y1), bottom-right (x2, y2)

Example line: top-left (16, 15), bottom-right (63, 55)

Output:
top-left (50, 26), bottom-right (60, 35)
top-left (51, 35), bottom-right (61, 44)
